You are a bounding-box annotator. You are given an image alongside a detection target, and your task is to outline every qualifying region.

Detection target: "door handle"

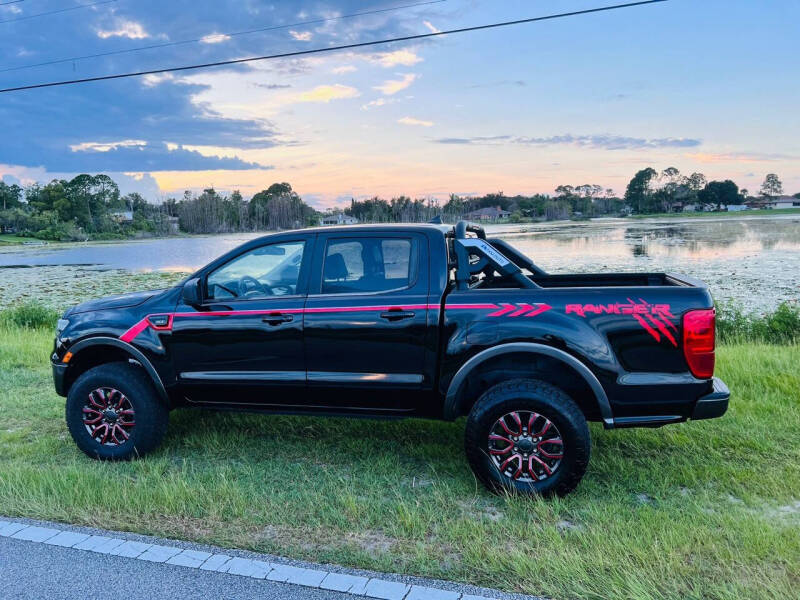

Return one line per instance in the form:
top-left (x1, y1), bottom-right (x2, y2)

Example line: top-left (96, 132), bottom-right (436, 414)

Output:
top-left (380, 310), bottom-right (415, 321)
top-left (262, 313), bottom-right (293, 325)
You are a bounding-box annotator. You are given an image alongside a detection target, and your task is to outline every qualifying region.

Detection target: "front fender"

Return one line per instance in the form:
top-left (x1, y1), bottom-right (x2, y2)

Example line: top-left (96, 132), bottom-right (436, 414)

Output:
top-left (57, 336), bottom-right (170, 404)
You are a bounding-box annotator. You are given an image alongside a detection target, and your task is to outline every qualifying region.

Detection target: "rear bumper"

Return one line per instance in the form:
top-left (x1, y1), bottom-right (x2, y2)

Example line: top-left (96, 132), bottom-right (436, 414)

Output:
top-left (691, 377), bottom-right (730, 420)
top-left (609, 376), bottom-right (729, 428)
top-left (52, 362), bottom-right (68, 397)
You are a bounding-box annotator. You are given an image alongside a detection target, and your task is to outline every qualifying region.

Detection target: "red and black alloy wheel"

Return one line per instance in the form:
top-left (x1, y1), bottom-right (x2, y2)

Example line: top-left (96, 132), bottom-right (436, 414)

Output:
top-left (464, 378), bottom-right (591, 497)
top-left (82, 387), bottom-right (136, 446)
top-left (488, 410), bottom-right (564, 482)
top-left (66, 362), bottom-right (168, 460)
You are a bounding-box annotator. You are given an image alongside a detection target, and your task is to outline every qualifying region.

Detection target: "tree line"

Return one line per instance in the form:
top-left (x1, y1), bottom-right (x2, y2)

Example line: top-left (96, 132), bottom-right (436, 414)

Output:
top-left (0, 178), bottom-right (318, 240)
top-left (0, 170), bottom-right (794, 241)
top-left (343, 171), bottom-right (790, 224)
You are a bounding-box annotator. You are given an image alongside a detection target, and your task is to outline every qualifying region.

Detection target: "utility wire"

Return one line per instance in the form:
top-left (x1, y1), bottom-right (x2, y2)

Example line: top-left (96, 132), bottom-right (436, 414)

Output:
top-left (0, 0), bottom-right (447, 74)
top-left (0, 1), bottom-right (26, 7)
top-left (0, 1), bottom-right (667, 93)
top-left (0, 0), bottom-right (118, 24)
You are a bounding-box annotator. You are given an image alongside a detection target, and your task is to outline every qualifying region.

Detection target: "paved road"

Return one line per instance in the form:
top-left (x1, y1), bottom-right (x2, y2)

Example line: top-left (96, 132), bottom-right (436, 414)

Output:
top-left (0, 535), bottom-right (350, 600)
top-left (0, 517), bottom-right (521, 600)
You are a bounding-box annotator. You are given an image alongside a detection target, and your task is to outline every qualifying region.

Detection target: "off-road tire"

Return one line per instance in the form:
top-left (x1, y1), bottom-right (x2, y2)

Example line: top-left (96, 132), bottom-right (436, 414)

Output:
top-left (465, 378), bottom-right (590, 497)
top-left (65, 362), bottom-right (168, 460)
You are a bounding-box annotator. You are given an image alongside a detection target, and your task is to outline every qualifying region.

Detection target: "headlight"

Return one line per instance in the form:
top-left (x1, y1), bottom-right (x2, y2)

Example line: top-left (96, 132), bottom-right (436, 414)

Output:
top-left (56, 318), bottom-right (70, 336)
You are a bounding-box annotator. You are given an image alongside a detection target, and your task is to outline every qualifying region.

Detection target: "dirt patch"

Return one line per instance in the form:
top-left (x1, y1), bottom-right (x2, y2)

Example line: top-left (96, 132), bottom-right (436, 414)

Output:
top-left (457, 500), bottom-right (505, 522)
top-left (764, 501), bottom-right (800, 521)
top-left (257, 524), bottom-right (398, 557)
top-left (556, 519), bottom-right (583, 533)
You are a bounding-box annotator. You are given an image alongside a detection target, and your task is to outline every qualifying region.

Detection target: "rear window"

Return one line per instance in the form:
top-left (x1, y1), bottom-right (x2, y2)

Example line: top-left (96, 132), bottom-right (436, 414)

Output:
top-left (322, 237), bottom-right (417, 294)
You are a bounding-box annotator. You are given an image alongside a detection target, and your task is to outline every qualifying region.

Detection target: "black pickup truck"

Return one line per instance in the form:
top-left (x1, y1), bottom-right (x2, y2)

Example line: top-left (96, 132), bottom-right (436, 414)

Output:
top-left (52, 221), bottom-right (729, 496)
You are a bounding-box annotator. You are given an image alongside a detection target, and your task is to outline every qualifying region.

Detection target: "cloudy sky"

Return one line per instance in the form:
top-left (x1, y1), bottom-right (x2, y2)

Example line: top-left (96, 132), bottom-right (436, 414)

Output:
top-left (1, 0), bottom-right (797, 208)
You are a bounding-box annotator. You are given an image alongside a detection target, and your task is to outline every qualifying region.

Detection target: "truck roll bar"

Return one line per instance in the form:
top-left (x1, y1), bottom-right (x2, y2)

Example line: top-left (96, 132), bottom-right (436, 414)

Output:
top-left (452, 220), bottom-right (538, 290)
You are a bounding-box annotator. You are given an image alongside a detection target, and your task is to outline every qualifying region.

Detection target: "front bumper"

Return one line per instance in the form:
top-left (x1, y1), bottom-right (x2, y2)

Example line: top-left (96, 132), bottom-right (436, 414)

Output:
top-left (691, 377), bottom-right (730, 420)
top-left (52, 361), bottom-right (68, 397)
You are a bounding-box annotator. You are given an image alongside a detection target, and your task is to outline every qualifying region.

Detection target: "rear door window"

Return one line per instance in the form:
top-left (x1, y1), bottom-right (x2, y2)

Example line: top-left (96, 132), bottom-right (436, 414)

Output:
top-left (322, 237), bottom-right (417, 294)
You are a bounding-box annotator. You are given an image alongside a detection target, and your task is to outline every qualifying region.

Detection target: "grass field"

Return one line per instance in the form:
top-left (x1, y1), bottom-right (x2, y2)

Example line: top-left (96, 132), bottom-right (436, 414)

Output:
top-left (0, 319), bottom-right (797, 599)
top-left (0, 233), bottom-right (29, 245)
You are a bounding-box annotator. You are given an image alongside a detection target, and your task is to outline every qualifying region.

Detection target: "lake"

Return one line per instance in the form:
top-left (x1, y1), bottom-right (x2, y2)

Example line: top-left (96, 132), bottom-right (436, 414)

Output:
top-left (2, 214), bottom-right (799, 312)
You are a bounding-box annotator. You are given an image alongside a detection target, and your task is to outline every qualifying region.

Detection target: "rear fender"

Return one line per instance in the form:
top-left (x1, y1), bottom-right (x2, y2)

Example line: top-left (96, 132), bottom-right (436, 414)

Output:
top-left (444, 342), bottom-right (613, 427)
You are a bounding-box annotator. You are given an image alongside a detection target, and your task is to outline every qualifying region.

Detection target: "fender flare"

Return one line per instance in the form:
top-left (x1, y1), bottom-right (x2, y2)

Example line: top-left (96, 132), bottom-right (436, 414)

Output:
top-left (66, 336), bottom-right (170, 405)
top-left (443, 342), bottom-right (614, 427)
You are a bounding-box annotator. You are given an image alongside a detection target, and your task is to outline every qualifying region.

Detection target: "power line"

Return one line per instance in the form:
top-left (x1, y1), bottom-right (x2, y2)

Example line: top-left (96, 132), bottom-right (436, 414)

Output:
top-left (0, 0), bottom-right (118, 24)
top-left (0, 1), bottom-right (26, 7)
top-left (0, 0), bottom-right (447, 74)
top-left (0, 1), bottom-right (668, 93)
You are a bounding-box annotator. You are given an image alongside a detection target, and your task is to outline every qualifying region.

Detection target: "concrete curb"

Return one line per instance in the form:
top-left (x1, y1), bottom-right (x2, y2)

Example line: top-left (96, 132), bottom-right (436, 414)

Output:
top-left (0, 515), bottom-right (541, 600)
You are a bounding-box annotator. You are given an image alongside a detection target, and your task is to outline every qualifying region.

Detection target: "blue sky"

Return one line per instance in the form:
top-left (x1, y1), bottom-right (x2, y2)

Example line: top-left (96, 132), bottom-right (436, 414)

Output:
top-left (1, 0), bottom-right (797, 207)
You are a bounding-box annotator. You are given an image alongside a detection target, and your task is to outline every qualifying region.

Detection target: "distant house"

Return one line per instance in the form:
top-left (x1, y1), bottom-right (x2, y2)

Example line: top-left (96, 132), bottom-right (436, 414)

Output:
top-left (110, 210), bottom-right (134, 223)
top-left (464, 206), bottom-right (511, 221)
top-left (725, 204), bottom-right (749, 212)
top-left (320, 212), bottom-right (358, 226)
top-left (774, 196), bottom-right (800, 209)
top-left (745, 199), bottom-right (776, 210)
top-left (167, 216), bottom-right (180, 234)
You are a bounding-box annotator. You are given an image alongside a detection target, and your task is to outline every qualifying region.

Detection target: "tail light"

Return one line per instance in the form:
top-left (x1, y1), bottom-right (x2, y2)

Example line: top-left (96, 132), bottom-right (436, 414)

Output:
top-left (682, 309), bottom-right (715, 379)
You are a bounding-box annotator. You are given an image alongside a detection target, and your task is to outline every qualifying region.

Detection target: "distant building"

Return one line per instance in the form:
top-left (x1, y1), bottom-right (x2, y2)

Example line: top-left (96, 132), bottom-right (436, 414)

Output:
top-left (167, 216), bottom-right (180, 234)
top-left (320, 212), bottom-right (358, 226)
top-left (745, 199), bottom-right (777, 210)
top-left (725, 204), bottom-right (748, 212)
top-left (774, 196), bottom-right (800, 209)
top-left (110, 210), bottom-right (134, 223)
top-left (464, 206), bottom-right (511, 221)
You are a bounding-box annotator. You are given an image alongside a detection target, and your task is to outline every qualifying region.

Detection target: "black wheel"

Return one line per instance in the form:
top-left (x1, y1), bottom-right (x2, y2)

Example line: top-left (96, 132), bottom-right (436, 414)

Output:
top-left (465, 378), bottom-right (590, 497)
top-left (65, 362), bottom-right (169, 460)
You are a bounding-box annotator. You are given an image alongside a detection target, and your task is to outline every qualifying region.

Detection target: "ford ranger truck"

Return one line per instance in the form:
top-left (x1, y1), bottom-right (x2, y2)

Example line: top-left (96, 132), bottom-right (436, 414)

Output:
top-left (52, 221), bottom-right (729, 496)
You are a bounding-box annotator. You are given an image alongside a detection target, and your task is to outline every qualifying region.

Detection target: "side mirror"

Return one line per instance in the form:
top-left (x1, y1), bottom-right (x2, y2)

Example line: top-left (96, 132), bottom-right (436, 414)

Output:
top-left (182, 277), bottom-right (202, 307)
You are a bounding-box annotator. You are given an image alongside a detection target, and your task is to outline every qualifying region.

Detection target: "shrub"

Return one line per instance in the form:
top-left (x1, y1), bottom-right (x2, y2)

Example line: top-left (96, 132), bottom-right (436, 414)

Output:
top-left (717, 301), bottom-right (800, 344)
top-left (0, 301), bottom-right (60, 329)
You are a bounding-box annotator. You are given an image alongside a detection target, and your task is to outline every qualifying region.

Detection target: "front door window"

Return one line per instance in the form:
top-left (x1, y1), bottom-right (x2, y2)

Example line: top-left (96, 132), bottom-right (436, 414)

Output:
top-left (207, 241), bottom-right (305, 300)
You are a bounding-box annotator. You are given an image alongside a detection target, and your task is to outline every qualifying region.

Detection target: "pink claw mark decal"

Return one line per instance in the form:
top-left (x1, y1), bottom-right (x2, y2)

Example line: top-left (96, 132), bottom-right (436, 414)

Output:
top-left (488, 410), bottom-right (564, 483)
top-left (566, 298), bottom-right (678, 347)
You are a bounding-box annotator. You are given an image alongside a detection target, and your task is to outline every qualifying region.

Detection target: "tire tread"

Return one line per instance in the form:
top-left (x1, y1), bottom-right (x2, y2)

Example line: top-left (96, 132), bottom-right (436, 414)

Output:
top-left (65, 362), bottom-right (168, 460)
top-left (464, 378), bottom-right (590, 497)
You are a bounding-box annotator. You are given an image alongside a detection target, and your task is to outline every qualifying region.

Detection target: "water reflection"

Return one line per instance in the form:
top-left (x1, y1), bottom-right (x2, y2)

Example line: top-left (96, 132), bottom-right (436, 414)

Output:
top-left (1, 216), bottom-right (799, 311)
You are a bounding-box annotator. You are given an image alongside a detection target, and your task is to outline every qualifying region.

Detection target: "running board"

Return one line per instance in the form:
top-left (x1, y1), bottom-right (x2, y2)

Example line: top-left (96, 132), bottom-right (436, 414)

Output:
top-left (607, 415), bottom-right (684, 429)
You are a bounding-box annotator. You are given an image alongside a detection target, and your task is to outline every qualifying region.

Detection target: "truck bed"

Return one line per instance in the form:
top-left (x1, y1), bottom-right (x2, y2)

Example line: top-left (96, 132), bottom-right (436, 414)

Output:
top-left (481, 272), bottom-right (705, 289)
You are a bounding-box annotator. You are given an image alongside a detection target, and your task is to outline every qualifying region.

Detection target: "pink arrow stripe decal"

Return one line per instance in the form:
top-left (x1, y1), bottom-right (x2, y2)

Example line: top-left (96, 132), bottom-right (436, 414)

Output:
top-left (487, 303), bottom-right (516, 317)
top-left (445, 303), bottom-right (501, 310)
top-left (119, 319), bottom-right (150, 343)
top-left (524, 303), bottom-right (552, 317)
top-left (509, 303), bottom-right (535, 317)
top-left (119, 301), bottom-right (555, 343)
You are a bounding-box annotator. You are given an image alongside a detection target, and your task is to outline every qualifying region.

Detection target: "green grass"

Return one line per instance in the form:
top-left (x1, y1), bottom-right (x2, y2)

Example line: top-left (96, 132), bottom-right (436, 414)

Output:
top-left (0, 233), bottom-right (29, 245)
top-left (0, 320), bottom-right (797, 600)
